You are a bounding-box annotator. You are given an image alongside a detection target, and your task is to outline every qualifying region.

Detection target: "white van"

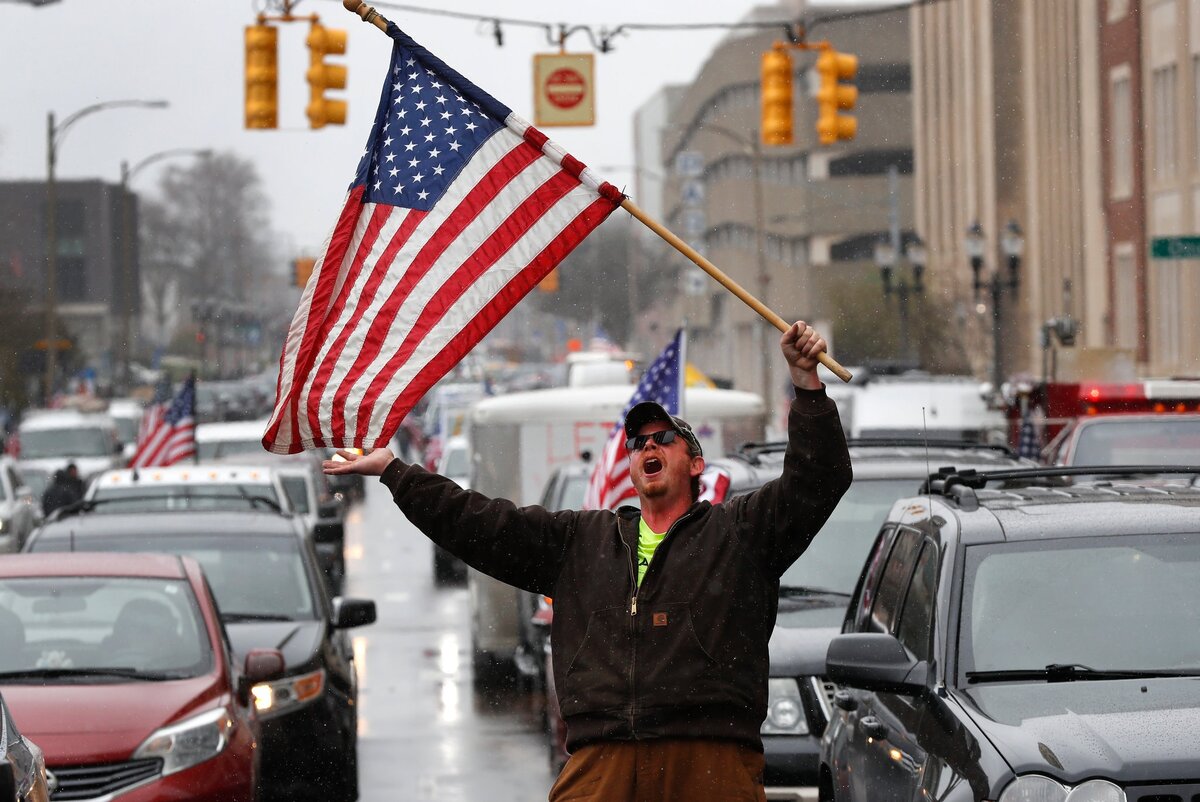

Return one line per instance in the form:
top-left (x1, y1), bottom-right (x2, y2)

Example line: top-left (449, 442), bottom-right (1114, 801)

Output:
top-left (16, 410), bottom-right (122, 481)
top-left (465, 384), bottom-right (764, 679)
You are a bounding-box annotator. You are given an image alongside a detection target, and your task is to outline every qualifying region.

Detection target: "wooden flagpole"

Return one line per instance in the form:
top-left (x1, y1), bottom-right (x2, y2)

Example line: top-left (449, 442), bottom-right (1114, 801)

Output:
top-left (342, 0), bottom-right (852, 383)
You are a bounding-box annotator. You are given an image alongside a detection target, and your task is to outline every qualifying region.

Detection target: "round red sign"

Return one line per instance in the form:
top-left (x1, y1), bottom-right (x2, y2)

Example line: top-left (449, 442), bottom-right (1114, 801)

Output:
top-left (545, 68), bottom-right (586, 109)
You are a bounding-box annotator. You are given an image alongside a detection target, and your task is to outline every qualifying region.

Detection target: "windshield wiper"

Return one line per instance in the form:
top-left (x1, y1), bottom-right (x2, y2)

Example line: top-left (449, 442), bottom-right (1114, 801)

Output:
top-left (221, 612), bottom-right (296, 622)
top-left (966, 663), bottom-right (1200, 684)
top-left (0, 667), bottom-right (186, 681)
top-left (779, 585), bottom-right (852, 599)
top-left (235, 486), bottom-right (282, 512)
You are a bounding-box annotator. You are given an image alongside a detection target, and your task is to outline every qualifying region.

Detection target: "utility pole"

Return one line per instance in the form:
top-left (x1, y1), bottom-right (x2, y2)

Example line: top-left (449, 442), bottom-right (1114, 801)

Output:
top-left (751, 131), bottom-right (771, 410)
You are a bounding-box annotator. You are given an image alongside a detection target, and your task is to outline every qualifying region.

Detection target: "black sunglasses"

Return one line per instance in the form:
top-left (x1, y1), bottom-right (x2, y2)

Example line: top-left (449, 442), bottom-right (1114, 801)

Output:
top-left (625, 430), bottom-right (679, 451)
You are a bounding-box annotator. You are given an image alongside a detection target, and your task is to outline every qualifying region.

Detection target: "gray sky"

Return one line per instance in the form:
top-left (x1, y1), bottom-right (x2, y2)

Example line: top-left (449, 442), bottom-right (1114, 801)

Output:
top-left (1, 0), bottom-right (843, 258)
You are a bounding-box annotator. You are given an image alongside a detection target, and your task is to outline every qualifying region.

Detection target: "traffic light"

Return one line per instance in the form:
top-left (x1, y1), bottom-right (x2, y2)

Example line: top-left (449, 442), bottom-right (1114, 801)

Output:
top-left (306, 23), bottom-right (348, 129)
top-left (245, 24), bottom-right (278, 130)
top-left (760, 46), bottom-right (794, 146)
top-left (294, 257), bottom-right (317, 287)
top-left (816, 49), bottom-right (858, 144)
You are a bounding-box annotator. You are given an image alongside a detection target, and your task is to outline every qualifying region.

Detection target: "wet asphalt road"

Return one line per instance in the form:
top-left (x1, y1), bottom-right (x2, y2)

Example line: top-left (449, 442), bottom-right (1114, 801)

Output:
top-left (343, 478), bottom-right (557, 802)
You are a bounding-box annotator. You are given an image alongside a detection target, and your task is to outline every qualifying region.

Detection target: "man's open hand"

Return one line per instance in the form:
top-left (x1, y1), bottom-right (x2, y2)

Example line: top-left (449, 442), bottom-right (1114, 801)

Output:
top-left (322, 447), bottom-right (396, 477)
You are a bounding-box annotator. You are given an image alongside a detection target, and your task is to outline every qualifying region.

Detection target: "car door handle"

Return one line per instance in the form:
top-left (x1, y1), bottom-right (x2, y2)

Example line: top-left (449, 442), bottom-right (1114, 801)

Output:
top-left (834, 690), bottom-right (858, 711)
top-left (860, 716), bottom-right (888, 740)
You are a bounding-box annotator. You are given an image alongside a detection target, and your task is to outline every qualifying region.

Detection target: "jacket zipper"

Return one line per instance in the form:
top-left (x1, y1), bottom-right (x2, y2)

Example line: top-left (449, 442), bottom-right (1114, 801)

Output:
top-left (624, 507), bottom-right (699, 732)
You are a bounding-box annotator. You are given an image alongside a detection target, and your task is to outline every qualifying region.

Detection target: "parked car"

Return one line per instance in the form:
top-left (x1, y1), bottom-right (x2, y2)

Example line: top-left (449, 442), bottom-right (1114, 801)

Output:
top-left (106, 398), bottom-right (144, 463)
top-left (432, 435), bottom-right (470, 585)
top-left (0, 458), bottom-right (38, 553)
top-left (194, 419), bottom-right (272, 462)
top-left (25, 511), bottom-right (375, 802)
top-left (1041, 412), bottom-right (1200, 468)
top-left (534, 440), bottom-right (1035, 793)
top-left (14, 409), bottom-right (122, 482)
top-left (0, 692), bottom-right (48, 802)
top-left (820, 466), bottom-right (1200, 802)
top-left (0, 552), bottom-right (283, 802)
top-left (84, 465), bottom-right (289, 514)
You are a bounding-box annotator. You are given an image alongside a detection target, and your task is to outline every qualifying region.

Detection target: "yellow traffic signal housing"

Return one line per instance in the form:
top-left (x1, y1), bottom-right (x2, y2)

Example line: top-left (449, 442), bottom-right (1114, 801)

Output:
top-left (306, 23), bottom-right (348, 129)
top-left (760, 46), bottom-right (794, 146)
top-left (294, 257), bottom-right (317, 287)
top-left (816, 49), bottom-right (858, 144)
top-left (245, 24), bottom-right (278, 130)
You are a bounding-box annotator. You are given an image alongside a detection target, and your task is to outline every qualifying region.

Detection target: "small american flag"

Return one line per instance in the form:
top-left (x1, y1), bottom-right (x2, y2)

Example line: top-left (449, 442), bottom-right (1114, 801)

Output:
top-left (129, 375), bottom-right (196, 468)
top-left (263, 24), bottom-right (623, 454)
top-left (583, 330), bottom-right (685, 510)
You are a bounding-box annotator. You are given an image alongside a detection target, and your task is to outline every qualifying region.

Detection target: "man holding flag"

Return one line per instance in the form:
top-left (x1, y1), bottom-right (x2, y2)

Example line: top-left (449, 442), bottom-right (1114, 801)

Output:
top-left (325, 321), bottom-right (851, 800)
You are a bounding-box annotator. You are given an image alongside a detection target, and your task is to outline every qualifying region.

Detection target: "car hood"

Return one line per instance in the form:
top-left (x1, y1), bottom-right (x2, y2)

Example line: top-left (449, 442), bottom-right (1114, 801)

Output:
top-left (226, 619), bottom-right (324, 669)
top-left (1, 678), bottom-right (221, 764)
top-left (960, 678), bottom-right (1200, 783)
top-left (767, 620), bottom-right (840, 677)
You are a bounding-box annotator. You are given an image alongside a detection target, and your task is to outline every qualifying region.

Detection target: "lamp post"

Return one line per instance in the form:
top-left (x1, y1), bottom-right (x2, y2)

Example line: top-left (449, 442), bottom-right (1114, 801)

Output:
top-left (695, 123), bottom-right (771, 407)
top-left (119, 148), bottom-right (211, 392)
top-left (874, 234), bottom-right (927, 364)
top-left (964, 219), bottom-right (1023, 394)
top-left (44, 99), bottom-right (168, 403)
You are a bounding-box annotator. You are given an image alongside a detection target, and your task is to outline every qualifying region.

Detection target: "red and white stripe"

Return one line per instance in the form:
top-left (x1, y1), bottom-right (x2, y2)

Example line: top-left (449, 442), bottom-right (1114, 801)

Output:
top-left (263, 115), bottom-right (621, 454)
top-left (583, 429), bottom-right (635, 511)
top-left (129, 407), bottom-right (195, 468)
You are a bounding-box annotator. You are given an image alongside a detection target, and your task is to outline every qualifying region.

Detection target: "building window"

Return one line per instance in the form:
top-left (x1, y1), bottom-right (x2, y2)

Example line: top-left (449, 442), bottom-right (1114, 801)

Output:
top-left (53, 199), bottom-right (87, 302)
top-left (1106, 0), bottom-right (1128, 23)
top-left (1152, 64), bottom-right (1178, 181)
top-left (1110, 67), bottom-right (1133, 199)
top-left (1112, 243), bottom-right (1138, 348)
top-left (1154, 260), bottom-right (1182, 366)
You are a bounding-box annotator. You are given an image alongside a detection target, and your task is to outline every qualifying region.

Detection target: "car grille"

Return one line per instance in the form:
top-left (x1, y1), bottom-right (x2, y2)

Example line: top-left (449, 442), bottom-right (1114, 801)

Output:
top-left (49, 758), bottom-right (160, 800)
top-left (1123, 786), bottom-right (1200, 802)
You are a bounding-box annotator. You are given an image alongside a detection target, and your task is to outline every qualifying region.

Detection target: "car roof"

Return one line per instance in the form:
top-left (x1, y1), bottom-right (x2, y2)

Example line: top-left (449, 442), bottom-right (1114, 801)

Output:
top-left (18, 410), bottom-right (116, 431)
top-left (713, 439), bottom-right (1034, 492)
top-left (92, 466), bottom-right (278, 488)
top-left (1069, 412), bottom-right (1200, 428)
top-left (0, 551), bottom-right (188, 579)
top-left (195, 420), bottom-right (271, 440)
top-left (905, 472), bottom-right (1200, 545)
top-left (35, 509), bottom-right (301, 540)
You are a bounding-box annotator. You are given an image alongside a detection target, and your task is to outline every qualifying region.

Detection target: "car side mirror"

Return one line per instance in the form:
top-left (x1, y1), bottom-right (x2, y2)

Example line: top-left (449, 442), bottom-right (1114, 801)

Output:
top-left (238, 648), bottom-right (286, 706)
top-left (825, 633), bottom-right (929, 696)
top-left (331, 597), bottom-right (376, 629)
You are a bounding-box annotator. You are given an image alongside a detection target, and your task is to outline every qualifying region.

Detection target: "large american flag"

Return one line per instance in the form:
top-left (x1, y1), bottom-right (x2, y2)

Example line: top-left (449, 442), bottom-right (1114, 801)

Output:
top-left (129, 375), bottom-right (196, 468)
top-left (583, 330), bottom-right (685, 510)
top-left (263, 24), bottom-right (623, 454)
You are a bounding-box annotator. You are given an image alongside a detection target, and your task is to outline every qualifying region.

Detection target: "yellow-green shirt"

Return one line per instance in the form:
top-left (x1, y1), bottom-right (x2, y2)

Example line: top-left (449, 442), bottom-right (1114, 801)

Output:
top-left (637, 518), bottom-right (667, 587)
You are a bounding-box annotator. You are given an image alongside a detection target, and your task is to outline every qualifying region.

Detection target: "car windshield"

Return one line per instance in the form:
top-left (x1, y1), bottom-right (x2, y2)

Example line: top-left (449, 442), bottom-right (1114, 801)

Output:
top-left (89, 484), bottom-right (282, 512)
top-left (0, 576), bottom-right (212, 680)
top-left (557, 473), bottom-right (589, 511)
top-left (19, 427), bottom-right (111, 459)
top-left (1072, 418), bottom-right (1200, 466)
top-left (18, 470), bottom-right (48, 499)
top-left (961, 533), bottom-right (1200, 679)
top-left (30, 534), bottom-right (318, 621)
top-left (777, 479), bottom-right (915, 594)
top-left (111, 417), bottom-right (139, 445)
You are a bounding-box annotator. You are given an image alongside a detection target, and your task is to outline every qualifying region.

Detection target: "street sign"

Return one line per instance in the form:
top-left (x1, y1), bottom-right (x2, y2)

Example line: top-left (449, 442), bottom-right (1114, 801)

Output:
top-left (533, 53), bottom-right (595, 127)
top-left (1150, 236), bottom-right (1200, 259)
top-left (681, 179), bottom-right (705, 207)
top-left (674, 150), bottom-right (704, 178)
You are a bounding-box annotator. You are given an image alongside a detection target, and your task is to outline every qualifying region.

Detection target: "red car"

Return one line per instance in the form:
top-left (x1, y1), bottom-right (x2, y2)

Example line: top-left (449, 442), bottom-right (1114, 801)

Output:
top-left (0, 552), bottom-right (284, 801)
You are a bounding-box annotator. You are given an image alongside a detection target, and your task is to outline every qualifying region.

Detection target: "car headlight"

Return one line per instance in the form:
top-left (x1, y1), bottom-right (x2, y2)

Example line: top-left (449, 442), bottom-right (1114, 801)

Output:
top-left (251, 668), bottom-right (325, 716)
top-left (761, 677), bottom-right (809, 735)
top-left (999, 776), bottom-right (1125, 802)
top-left (133, 707), bottom-right (234, 777)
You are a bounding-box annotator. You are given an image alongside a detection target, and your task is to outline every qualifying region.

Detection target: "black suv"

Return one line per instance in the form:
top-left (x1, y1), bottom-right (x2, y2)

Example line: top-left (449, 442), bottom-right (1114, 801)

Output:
top-left (25, 510), bottom-right (376, 802)
top-left (691, 440), bottom-right (1034, 799)
top-left (820, 467), bottom-right (1200, 802)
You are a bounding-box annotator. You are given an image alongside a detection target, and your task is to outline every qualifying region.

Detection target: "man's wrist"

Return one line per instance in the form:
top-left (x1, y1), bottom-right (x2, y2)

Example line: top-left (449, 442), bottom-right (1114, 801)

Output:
top-left (789, 366), bottom-right (822, 391)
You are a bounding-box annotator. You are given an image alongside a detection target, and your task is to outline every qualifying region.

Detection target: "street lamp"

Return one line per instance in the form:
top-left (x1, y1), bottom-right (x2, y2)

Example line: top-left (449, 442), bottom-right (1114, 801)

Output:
top-left (119, 148), bottom-right (211, 392)
top-left (875, 234), bottom-right (926, 363)
top-left (694, 123), bottom-right (771, 407)
top-left (44, 99), bottom-right (168, 402)
top-left (964, 219), bottom-right (1023, 394)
